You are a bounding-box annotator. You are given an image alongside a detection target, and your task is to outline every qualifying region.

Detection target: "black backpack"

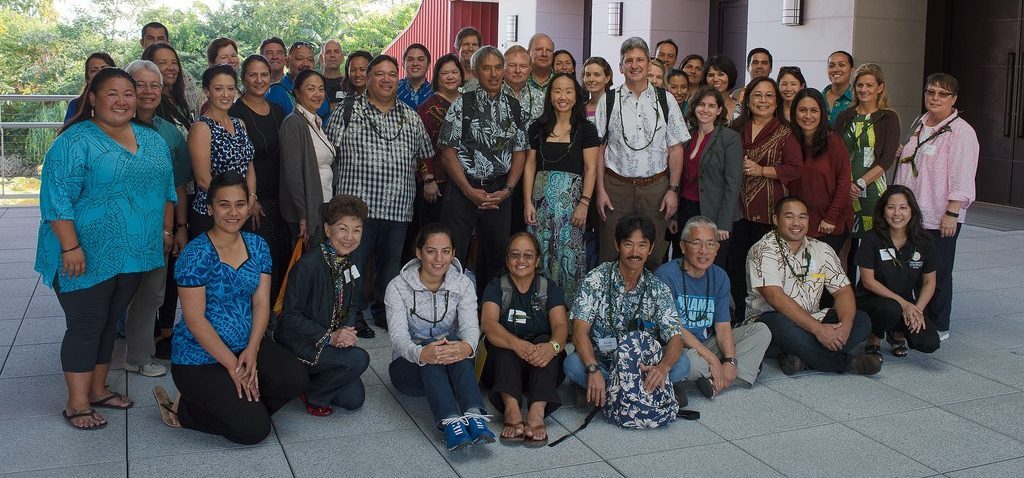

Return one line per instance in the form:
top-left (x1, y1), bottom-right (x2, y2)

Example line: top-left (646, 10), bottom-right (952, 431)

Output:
top-left (602, 85), bottom-right (671, 144)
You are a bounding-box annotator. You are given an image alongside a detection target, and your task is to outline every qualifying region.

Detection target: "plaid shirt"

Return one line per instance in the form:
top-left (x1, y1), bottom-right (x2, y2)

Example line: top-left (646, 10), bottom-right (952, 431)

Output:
top-left (397, 78), bottom-right (433, 110)
top-left (325, 95), bottom-right (434, 222)
top-left (438, 87), bottom-right (529, 181)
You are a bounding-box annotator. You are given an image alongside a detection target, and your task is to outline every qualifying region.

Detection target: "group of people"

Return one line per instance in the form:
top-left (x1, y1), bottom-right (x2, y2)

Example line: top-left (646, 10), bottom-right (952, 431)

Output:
top-left (38, 20), bottom-right (978, 452)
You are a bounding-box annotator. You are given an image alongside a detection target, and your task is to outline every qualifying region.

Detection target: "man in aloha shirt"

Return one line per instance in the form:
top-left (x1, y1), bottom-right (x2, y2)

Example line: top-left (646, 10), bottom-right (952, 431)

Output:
top-left (564, 214), bottom-right (689, 407)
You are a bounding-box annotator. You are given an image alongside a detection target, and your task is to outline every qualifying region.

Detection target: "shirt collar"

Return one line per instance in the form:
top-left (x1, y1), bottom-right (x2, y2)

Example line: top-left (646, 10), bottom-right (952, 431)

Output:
top-left (294, 103), bottom-right (320, 125)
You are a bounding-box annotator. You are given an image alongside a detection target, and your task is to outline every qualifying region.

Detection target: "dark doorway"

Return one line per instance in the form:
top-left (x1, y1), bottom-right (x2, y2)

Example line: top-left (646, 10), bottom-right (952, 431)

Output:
top-left (926, 0), bottom-right (1024, 207)
top-left (708, 0), bottom-right (748, 66)
top-left (583, 0), bottom-right (593, 61)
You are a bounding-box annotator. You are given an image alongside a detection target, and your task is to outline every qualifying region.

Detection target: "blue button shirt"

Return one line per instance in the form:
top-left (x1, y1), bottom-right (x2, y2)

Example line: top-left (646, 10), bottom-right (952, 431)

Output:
top-left (397, 78), bottom-right (432, 110)
top-left (36, 121), bottom-right (177, 292)
top-left (265, 73), bottom-right (330, 125)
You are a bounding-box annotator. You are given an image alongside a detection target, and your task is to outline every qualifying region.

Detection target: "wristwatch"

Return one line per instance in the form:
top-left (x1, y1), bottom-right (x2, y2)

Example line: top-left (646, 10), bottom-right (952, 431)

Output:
top-left (668, 184), bottom-right (680, 193)
top-left (549, 341), bottom-right (561, 353)
top-left (855, 178), bottom-right (867, 191)
top-left (721, 357), bottom-right (737, 366)
top-left (585, 363), bottom-right (600, 375)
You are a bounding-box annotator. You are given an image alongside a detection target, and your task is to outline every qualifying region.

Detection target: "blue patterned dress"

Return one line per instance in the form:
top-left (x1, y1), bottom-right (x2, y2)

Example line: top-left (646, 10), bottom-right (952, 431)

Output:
top-left (35, 121), bottom-right (176, 292)
top-left (172, 231), bottom-right (271, 365)
top-left (527, 121), bottom-right (601, 305)
top-left (191, 116), bottom-right (255, 215)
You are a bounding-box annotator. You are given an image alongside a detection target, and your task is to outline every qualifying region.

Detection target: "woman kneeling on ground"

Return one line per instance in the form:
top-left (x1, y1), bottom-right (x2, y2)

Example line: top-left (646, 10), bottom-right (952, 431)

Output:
top-left (857, 185), bottom-right (940, 358)
top-left (276, 194), bottom-right (371, 416)
top-left (153, 171), bottom-right (307, 445)
top-left (480, 232), bottom-right (568, 446)
top-left (384, 223), bottom-right (496, 451)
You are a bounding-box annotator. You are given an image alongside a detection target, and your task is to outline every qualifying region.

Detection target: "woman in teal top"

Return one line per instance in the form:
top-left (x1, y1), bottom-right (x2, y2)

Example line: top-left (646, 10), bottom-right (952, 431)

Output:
top-left (36, 68), bottom-right (177, 430)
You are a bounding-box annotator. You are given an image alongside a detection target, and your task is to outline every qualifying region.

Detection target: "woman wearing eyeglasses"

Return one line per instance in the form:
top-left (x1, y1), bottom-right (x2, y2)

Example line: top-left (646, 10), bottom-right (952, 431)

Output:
top-left (479, 232), bottom-right (568, 446)
top-left (856, 185), bottom-right (940, 358)
top-left (384, 223), bottom-right (495, 451)
top-left (893, 73), bottom-right (978, 342)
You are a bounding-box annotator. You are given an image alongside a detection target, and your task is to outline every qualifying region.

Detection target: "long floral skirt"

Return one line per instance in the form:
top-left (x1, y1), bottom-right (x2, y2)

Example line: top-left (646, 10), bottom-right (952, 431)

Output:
top-left (528, 170), bottom-right (585, 306)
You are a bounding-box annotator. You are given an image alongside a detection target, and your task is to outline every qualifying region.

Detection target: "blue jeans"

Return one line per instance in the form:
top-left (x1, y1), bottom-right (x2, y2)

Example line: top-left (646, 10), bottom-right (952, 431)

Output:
top-left (757, 308), bottom-right (871, 373)
top-left (563, 349), bottom-right (690, 388)
top-left (389, 336), bottom-right (486, 425)
top-left (350, 219), bottom-right (409, 323)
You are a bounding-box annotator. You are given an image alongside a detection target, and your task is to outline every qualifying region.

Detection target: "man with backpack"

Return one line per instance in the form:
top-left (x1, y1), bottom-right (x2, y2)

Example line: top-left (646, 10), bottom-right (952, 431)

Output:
top-left (439, 46), bottom-right (529, 296)
top-left (564, 215), bottom-right (688, 428)
top-left (595, 37), bottom-right (690, 270)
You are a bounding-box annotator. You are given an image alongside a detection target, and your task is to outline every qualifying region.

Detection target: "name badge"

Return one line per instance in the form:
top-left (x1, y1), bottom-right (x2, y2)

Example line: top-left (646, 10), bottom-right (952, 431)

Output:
top-left (919, 144), bottom-right (937, 156)
top-left (598, 337), bottom-right (617, 353)
top-left (862, 147), bottom-right (874, 168)
top-left (350, 265), bottom-right (360, 280)
top-left (879, 248), bottom-right (896, 261)
top-left (336, 91), bottom-right (344, 99)
top-left (507, 309), bottom-right (528, 324)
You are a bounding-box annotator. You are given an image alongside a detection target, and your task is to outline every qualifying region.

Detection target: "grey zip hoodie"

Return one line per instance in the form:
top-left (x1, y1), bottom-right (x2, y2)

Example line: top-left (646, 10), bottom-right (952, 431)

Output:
top-left (384, 258), bottom-right (480, 364)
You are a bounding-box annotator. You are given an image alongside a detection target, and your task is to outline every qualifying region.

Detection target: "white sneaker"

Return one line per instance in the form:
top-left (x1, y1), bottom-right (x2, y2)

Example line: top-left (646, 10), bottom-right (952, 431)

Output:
top-left (126, 362), bottom-right (168, 377)
top-left (938, 331), bottom-right (950, 341)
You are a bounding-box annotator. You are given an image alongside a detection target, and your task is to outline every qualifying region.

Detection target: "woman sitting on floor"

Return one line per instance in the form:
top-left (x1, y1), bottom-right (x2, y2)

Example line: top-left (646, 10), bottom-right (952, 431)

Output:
top-left (384, 223), bottom-right (496, 452)
top-left (276, 194), bottom-right (371, 416)
top-left (153, 171), bottom-right (307, 445)
top-left (480, 232), bottom-right (568, 446)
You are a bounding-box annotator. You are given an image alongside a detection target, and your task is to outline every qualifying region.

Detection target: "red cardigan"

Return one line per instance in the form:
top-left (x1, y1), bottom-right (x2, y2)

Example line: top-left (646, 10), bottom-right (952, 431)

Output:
top-left (788, 133), bottom-right (853, 236)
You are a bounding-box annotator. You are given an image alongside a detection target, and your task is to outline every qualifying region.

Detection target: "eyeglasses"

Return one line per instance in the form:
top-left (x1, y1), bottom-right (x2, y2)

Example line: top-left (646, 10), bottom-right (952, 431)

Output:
top-left (681, 239), bottom-right (720, 250)
top-left (924, 88), bottom-right (954, 99)
top-left (290, 41), bottom-right (318, 53)
top-left (136, 82), bottom-right (162, 91)
top-left (750, 92), bottom-right (776, 101)
top-left (507, 251), bottom-right (537, 262)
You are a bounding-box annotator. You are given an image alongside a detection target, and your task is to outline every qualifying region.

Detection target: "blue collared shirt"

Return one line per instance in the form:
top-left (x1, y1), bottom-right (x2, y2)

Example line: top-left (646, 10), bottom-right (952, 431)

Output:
top-left (265, 73), bottom-right (331, 125)
top-left (397, 78), bottom-right (432, 110)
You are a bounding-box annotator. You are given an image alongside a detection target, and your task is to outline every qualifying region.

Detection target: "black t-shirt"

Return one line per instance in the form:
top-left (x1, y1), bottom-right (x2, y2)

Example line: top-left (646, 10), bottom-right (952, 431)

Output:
top-left (323, 76), bottom-right (345, 104)
top-left (527, 120), bottom-right (601, 176)
top-left (855, 232), bottom-right (937, 301)
top-left (482, 276), bottom-right (565, 339)
top-left (229, 100), bottom-right (284, 199)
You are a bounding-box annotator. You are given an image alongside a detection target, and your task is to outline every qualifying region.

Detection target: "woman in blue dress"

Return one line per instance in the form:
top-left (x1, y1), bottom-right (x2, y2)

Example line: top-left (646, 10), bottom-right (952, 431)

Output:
top-left (152, 171), bottom-right (307, 444)
top-left (37, 68), bottom-right (177, 430)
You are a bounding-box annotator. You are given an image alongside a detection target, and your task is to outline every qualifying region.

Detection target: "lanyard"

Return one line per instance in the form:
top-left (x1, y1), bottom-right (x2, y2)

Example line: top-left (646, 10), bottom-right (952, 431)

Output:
top-left (606, 262), bottom-right (651, 336)
top-left (679, 261), bottom-right (712, 326)
top-left (774, 232), bottom-right (812, 282)
top-left (899, 113), bottom-right (957, 177)
top-left (617, 87), bottom-right (662, 151)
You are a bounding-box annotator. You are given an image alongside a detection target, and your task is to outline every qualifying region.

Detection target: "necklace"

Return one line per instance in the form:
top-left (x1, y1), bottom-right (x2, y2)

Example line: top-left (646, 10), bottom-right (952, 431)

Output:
top-left (538, 123), bottom-right (576, 166)
top-left (240, 97), bottom-right (281, 156)
top-left (774, 232), bottom-right (812, 281)
top-left (366, 101), bottom-right (408, 142)
top-left (606, 262), bottom-right (651, 334)
top-left (617, 87), bottom-right (662, 151)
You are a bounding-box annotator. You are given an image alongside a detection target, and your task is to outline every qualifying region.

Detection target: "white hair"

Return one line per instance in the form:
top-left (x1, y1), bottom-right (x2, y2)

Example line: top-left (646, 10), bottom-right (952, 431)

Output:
top-left (124, 60), bottom-right (163, 88)
top-left (682, 215), bottom-right (718, 239)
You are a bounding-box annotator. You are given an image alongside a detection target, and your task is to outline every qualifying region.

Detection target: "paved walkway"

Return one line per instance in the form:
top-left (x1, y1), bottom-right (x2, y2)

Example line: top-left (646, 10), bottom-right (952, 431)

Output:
top-left (2, 205), bottom-right (1024, 477)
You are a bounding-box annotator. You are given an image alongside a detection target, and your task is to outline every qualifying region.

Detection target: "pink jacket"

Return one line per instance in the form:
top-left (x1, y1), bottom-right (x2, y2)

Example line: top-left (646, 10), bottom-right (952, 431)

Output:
top-left (894, 110), bottom-right (979, 230)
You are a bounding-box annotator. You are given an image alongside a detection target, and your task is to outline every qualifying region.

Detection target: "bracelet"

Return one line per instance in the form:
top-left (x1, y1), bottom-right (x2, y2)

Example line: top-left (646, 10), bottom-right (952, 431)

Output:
top-left (945, 210), bottom-right (959, 218)
top-left (579, 195), bottom-right (591, 202)
top-left (424, 177), bottom-right (436, 184)
top-left (61, 244), bottom-right (81, 254)
top-left (163, 230), bottom-right (172, 236)
top-left (249, 193), bottom-right (258, 200)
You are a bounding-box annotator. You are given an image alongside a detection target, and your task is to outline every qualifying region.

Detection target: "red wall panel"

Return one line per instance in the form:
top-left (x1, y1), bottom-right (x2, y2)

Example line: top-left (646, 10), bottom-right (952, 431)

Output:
top-left (383, 0), bottom-right (498, 80)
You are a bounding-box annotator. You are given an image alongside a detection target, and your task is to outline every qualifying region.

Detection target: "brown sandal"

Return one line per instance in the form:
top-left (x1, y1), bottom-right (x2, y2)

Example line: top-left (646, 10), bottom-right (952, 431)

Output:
top-left (524, 423), bottom-right (549, 447)
top-left (499, 421), bottom-right (525, 443)
top-left (62, 408), bottom-right (107, 430)
top-left (152, 386), bottom-right (180, 428)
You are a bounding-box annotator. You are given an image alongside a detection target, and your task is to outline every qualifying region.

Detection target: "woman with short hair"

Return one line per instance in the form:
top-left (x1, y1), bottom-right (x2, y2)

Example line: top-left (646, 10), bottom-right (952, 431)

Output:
top-left (701, 55), bottom-right (741, 125)
top-left (206, 37), bottom-right (241, 70)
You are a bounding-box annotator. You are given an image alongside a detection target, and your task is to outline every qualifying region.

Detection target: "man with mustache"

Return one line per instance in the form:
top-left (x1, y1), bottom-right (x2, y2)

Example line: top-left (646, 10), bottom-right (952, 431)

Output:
top-left (565, 214), bottom-right (690, 407)
top-left (397, 43), bottom-right (432, 110)
top-left (744, 196), bottom-right (880, 376)
top-left (326, 55), bottom-right (435, 336)
top-left (655, 216), bottom-right (771, 399)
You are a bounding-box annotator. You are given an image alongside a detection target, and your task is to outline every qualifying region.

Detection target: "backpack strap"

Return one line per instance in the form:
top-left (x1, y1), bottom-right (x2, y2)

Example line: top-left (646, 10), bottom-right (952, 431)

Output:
top-left (499, 274), bottom-right (513, 318)
top-left (507, 92), bottom-right (525, 131)
top-left (341, 94), bottom-right (356, 132)
top-left (548, 406), bottom-right (601, 447)
top-left (655, 86), bottom-right (670, 122)
top-left (602, 89), bottom-right (616, 144)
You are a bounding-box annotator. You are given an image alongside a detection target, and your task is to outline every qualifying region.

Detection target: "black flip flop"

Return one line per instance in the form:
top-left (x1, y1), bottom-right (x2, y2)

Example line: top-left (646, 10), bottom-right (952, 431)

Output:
top-left (90, 391), bottom-right (134, 410)
top-left (63, 408), bottom-right (108, 430)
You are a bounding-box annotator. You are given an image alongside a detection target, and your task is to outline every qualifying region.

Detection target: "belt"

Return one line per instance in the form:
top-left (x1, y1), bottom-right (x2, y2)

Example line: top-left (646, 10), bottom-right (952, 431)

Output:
top-left (604, 168), bottom-right (667, 186)
top-left (467, 174), bottom-right (509, 190)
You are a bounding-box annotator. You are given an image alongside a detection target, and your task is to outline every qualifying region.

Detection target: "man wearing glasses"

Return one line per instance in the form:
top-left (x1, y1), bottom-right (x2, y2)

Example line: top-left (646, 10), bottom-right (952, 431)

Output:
top-left (655, 216), bottom-right (771, 399)
top-left (265, 41), bottom-right (331, 122)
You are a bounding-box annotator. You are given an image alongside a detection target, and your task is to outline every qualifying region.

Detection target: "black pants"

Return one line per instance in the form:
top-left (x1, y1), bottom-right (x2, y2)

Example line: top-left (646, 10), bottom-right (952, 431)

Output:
top-left (482, 338), bottom-right (563, 417)
top-left (403, 182), bottom-right (448, 263)
top-left (251, 197), bottom-right (290, 303)
top-left (171, 338), bottom-right (308, 445)
top-left (927, 225), bottom-right (960, 332)
top-left (729, 219), bottom-right (774, 323)
top-left (759, 308), bottom-right (872, 373)
top-left (441, 183), bottom-right (511, 297)
top-left (305, 345), bottom-right (370, 409)
top-left (56, 273), bottom-right (142, 373)
top-left (858, 294), bottom-right (940, 353)
top-left (157, 252), bottom-right (179, 332)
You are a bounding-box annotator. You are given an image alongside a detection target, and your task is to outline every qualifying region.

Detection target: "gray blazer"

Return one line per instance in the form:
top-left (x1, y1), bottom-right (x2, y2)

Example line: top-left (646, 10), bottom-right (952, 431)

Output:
top-left (278, 111), bottom-right (338, 244)
top-left (693, 125), bottom-right (743, 231)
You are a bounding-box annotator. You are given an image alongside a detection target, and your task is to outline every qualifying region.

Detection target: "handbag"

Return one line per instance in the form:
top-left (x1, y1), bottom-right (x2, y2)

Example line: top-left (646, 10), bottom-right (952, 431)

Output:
top-left (273, 241), bottom-right (306, 315)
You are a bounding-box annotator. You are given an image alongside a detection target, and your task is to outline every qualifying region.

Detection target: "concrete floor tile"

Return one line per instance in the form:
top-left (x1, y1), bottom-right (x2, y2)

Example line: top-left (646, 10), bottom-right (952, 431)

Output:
top-left (0, 262), bottom-right (40, 278)
top-left (24, 294), bottom-right (63, 319)
top-left (124, 369), bottom-right (175, 406)
top-left (273, 384), bottom-right (417, 444)
top-left (0, 278), bottom-right (37, 299)
top-left (0, 217), bottom-right (44, 230)
top-left (0, 372), bottom-right (125, 420)
top-left (0, 248), bottom-right (37, 263)
top-left (941, 392), bottom-right (1024, 443)
top-left (766, 373), bottom-right (931, 421)
top-left (284, 429), bottom-right (457, 478)
top-left (686, 384), bottom-right (832, 440)
top-left (609, 442), bottom-right (784, 478)
top-left (846, 407), bottom-right (1024, 473)
top-left (439, 419), bottom-right (602, 478)
top-left (0, 342), bottom-right (62, 378)
top-left (129, 444), bottom-right (290, 477)
top-left (870, 358), bottom-right (1017, 405)
top-left (13, 316), bottom-right (65, 345)
top-left (0, 346), bottom-right (8, 374)
top-left (0, 296), bottom-right (29, 320)
top-left (929, 336), bottom-right (1024, 390)
top-left (0, 411), bottom-right (127, 474)
top-left (734, 423), bottom-right (936, 478)
top-left (550, 406), bottom-right (725, 459)
top-left (950, 289), bottom-right (1024, 320)
top-left (0, 320), bottom-right (19, 347)
top-left (126, 403), bottom-right (269, 459)
top-left (946, 457), bottom-right (1024, 477)
top-left (2, 461), bottom-right (126, 477)
top-left (954, 314), bottom-right (1024, 348)
top-left (499, 462), bottom-right (623, 478)
top-left (0, 207), bottom-right (40, 218)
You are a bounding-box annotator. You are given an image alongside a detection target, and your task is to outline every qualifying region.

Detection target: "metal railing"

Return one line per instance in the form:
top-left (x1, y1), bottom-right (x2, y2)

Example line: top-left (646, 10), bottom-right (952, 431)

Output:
top-left (0, 94), bottom-right (75, 202)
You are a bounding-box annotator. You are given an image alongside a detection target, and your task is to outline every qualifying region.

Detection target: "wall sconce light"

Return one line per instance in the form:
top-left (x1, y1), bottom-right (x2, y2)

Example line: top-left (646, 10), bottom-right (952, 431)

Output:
top-left (506, 15), bottom-right (518, 42)
top-left (782, 0), bottom-right (803, 26)
top-left (608, 2), bottom-right (623, 36)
